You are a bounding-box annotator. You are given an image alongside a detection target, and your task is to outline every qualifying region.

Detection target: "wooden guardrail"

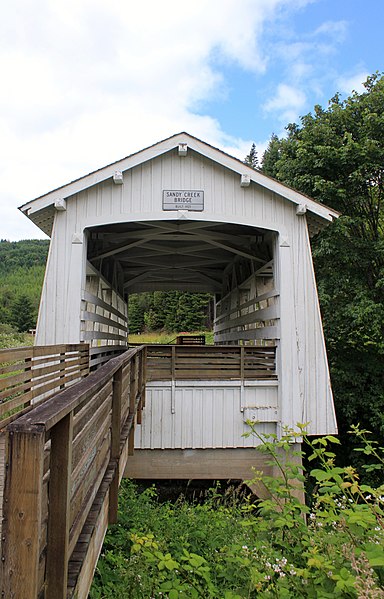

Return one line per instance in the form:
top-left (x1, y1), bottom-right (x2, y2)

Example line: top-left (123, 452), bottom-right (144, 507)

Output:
top-left (0, 345), bottom-right (146, 599)
top-left (0, 343), bottom-right (89, 426)
top-left (146, 344), bottom-right (277, 381)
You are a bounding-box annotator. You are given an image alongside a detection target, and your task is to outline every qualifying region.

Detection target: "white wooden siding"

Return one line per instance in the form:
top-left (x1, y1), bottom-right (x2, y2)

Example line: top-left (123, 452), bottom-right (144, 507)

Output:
top-left (34, 144), bottom-right (337, 436)
top-left (81, 273), bottom-right (128, 348)
top-left (64, 151), bottom-right (292, 234)
top-left (134, 381), bottom-right (278, 449)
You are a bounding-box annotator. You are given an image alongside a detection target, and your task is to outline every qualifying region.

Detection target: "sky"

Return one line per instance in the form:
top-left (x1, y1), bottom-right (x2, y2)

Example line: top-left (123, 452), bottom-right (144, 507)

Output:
top-left (1, 0), bottom-right (383, 241)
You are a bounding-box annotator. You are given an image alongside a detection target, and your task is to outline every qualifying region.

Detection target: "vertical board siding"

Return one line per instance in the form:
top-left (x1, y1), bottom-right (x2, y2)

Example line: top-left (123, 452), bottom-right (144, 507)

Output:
top-left (36, 145), bottom-right (336, 436)
top-left (292, 217), bottom-right (337, 435)
top-left (135, 383), bottom-right (278, 450)
top-left (72, 150), bottom-right (292, 229)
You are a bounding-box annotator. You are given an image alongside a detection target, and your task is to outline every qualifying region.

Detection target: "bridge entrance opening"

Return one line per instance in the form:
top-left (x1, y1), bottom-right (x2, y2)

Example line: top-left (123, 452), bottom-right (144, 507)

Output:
top-left (84, 219), bottom-right (278, 348)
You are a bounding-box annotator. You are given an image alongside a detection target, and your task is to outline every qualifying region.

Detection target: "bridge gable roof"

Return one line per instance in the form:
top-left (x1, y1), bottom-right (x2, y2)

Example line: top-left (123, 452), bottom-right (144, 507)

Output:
top-left (19, 131), bottom-right (339, 236)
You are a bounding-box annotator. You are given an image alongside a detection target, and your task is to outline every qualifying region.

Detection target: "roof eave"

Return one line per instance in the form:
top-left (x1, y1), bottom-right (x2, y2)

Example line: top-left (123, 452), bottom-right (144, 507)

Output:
top-left (19, 132), bottom-right (340, 229)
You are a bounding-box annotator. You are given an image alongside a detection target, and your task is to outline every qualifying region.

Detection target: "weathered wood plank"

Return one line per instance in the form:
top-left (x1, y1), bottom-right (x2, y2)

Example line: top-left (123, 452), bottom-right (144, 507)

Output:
top-left (109, 367), bottom-right (122, 523)
top-left (46, 412), bottom-right (74, 599)
top-left (70, 431), bottom-right (111, 534)
top-left (0, 425), bottom-right (45, 599)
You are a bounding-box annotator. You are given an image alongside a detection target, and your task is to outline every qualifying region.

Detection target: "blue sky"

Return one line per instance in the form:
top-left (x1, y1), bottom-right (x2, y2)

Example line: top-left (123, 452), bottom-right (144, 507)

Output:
top-left (0, 0), bottom-right (382, 240)
top-left (199, 0), bottom-right (381, 142)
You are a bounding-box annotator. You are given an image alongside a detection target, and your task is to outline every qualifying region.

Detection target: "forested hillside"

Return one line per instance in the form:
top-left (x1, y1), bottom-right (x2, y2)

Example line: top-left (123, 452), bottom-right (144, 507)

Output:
top-left (128, 291), bottom-right (212, 333)
top-left (0, 239), bottom-right (49, 329)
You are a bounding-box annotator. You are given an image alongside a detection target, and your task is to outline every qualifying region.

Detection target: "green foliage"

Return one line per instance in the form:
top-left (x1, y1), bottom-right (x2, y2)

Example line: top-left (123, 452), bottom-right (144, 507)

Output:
top-left (129, 330), bottom-right (214, 345)
top-left (10, 294), bottom-right (35, 332)
top-left (0, 240), bottom-right (48, 326)
top-left (128, 291), bottom-right (212, 334)
top-left (90, 427), bottom-right (384, 598)
top-left (0, 323), bottom-right (33, 348)
top-left (0, 239), bottom-right (49, 274)
top-left (260, 133), bottom-right (280, 178)
top-left (261, 73), bottom-right (384, 465)
top-left (244, 143), bottom-right (259, 169)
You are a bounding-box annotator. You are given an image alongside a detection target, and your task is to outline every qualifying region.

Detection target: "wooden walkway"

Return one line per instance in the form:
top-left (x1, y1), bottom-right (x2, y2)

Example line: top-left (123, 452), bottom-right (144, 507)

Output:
top-left (0, 344), bottom-right (146, 599)
top-left (0, 343), bottom-right (275, 599)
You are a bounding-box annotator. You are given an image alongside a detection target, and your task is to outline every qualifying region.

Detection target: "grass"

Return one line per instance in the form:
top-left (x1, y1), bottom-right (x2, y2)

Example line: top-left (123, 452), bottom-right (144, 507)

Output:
top-left (128, 330), bottom-right (214, 345)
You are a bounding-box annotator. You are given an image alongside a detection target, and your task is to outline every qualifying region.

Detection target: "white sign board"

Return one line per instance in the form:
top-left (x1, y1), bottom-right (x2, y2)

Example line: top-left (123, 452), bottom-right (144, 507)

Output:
top-left (162, 190), bottom-right (204, 211)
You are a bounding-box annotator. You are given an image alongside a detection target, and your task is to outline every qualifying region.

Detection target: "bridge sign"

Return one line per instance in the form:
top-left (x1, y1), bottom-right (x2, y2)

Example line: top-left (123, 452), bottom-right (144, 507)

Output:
top-left (162, 190), bottom-right (204, 211)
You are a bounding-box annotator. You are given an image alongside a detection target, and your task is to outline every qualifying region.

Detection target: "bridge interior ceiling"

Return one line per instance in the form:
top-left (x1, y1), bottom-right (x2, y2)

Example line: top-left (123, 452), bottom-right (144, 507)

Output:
top-left (87, 220), bottom-right (274, 297)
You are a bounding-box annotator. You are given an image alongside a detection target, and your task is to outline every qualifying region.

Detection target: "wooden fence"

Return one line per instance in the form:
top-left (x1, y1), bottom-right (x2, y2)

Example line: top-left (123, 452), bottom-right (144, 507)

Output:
top-left (146, 344), bottom-right (277, 381)
top-left (0, 345), bottom-right (146, 599)
top-left (0, 343), bottom-right (89, 426)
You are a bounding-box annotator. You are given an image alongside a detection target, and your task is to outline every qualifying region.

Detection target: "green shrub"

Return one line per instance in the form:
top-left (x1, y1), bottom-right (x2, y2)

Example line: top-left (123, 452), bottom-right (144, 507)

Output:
top-left (90, 426), bottom-right (384, 598)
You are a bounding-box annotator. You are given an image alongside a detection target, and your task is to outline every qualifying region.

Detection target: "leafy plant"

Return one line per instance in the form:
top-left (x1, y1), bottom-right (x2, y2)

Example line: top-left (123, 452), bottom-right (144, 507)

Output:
top-left (90, 426), bottom-right (384, 598)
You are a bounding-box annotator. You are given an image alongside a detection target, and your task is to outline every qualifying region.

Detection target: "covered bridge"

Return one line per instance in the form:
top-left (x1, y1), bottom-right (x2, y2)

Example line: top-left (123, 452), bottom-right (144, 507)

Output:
top-left (19, 131), bottom-right (338, 480)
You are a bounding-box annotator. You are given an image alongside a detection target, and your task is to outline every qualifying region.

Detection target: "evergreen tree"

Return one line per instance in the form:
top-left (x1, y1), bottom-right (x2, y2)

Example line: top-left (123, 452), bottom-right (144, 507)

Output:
top-left (127, 294), bottom-right (145, 334)
top-left (10, 295), bottom-right (35, 332)
top-left (244, 143), bottom-right (258, 169)
top-left (261, 134), bottom-right (280, 178)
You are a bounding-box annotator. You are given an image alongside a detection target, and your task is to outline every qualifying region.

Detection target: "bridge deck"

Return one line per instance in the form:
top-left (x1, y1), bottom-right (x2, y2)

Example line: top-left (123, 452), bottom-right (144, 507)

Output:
top-left (0, 343), bottom-right (276, 599)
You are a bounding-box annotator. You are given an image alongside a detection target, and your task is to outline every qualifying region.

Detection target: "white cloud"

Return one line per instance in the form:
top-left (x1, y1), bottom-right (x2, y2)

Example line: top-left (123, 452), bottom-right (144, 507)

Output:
top-left (2, 0), bottom-right (319, 239)
top-left (312, 20), bottom-right (348, 43)
top-left (337, 71), bottom-right (369, 96)
top-left (263, 83), bottom-right (306, 123)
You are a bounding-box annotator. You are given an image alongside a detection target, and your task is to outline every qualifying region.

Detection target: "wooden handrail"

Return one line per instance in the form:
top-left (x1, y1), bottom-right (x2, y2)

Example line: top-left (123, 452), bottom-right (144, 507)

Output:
top-left (13, 347), bottom-right (139, 432)
top-left (0, 345), bottom-right (146, 599)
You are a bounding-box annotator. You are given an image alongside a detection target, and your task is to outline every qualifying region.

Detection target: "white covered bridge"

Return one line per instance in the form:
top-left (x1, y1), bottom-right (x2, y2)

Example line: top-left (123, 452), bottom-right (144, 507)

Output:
top-left (1, 133), bottom-right (338, 598)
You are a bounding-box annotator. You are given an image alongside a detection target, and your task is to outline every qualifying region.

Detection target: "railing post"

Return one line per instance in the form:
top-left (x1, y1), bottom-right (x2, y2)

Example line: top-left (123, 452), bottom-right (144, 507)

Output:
top-left (171, 345), bottom-right (176, 414)
top-left (45, 411), bottom-right (74, 599)
top-left (59, 351), bottom-right (66, 389)
top-left (136, 348), bottom-right (145, 425)
top-left (24, 354), bottom-right (32, 408)
top-left (1, 424), bottom-right (45, 599)
top-left (240, 346), bottom-right (245, 413)
top-left (109, 366), bottom-right (123, 524)
top-left (141, 345), bottom-right (147, 408)
top-left (128, 355), bottom-right (137, 456)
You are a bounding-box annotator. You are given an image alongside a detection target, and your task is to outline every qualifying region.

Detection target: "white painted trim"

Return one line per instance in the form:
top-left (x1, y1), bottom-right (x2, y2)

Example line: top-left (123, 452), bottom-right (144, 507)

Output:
top-left (19, 132), bottom-right (339, 224)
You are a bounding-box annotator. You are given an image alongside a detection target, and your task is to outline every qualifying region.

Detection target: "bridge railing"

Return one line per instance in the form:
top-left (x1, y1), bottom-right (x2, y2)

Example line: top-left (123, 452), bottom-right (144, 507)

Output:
top-left (146, 344), bottom-right (277, 381)
top-left (0, 343), bottom-right (89, 426)
top-left (0, 345), bottom-right (146, 599)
